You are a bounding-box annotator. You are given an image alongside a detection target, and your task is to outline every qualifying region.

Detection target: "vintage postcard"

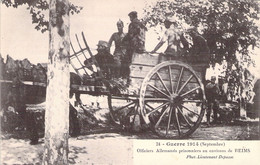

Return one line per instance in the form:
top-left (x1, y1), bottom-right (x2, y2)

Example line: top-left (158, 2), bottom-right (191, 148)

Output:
top-left (1, 0), bottom-right (260, 164)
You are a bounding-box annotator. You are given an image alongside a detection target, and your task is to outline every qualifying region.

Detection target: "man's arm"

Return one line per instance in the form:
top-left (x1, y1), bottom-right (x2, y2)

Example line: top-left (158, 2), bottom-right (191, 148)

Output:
top-left (151, 31), bottom-right (167, 53)
top-left (151, 41), bottom-right (165, 53)
top-left (122, 24), bottom-right (132, 42)
top-left (107, 33), bottom-right (115, 53)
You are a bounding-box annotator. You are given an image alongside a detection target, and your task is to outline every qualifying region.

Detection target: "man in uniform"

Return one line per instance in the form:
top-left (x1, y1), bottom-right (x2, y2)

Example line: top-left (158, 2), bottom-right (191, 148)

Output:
top-left (187, 28), bottom-right (209, 56)
top-left (84, 40), bottom-right (115, 79)
top-left (186, 28), bottom-right (210, 83)
top-left (205, 76), bottom-right (220, 126)
top-left (108, 20), bottom-right (127, 77)
top-left (252, 79), bottom-right (260, 133)
top-left (121, 11), bottom-right (147, 78)
top-left (124, 11), bottom-right (147, 54)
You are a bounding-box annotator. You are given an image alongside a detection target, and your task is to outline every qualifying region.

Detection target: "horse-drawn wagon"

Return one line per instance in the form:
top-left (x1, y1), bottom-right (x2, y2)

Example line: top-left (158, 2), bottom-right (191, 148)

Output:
top-left (70, 32), bottom-right (208, 139)
top-left (0, 32), bottom-right (208, 139)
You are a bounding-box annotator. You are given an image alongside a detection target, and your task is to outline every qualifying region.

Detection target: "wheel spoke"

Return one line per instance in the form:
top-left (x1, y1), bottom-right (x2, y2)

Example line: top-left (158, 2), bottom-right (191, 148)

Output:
top-left (145, 102), bottom-right (166, 114)
top-left (155, 105), bottom-right (170, 128)
top-left (144, 102), bottom-right (156, 121)
top-left (174, 107), bottom-right (181, 136)
top-left (121, 106), bottom-right (135, 125)
top-left (131, 102), bottom-right (139, 115)
top-left (177, 106), bottom-right (192, 128)
top-left (168, 65), bottom-right (174, 93)
top-left (177, 75), bottom-right (193, 95)
top-left (148, 83), bottom-right (169, 98)
top-left (175, 67), bottom-right (184, 93)
top-left (180, 105), bottom-right (200, 116)
top-left (112, 101), bottom-right (135, 112)
top-left (145, 102), bottom-right (155, 111)
top-left (131, 103), bottom-right (139, 127)
top-left (155, 72), bottom-right (171, 95)
top-left (125, 105), bottom-right (136, 117)
top-left (147, 102), bottom-right (170, 116)
top-left (180, 86), bottom-right (200, 97)
top-left (166, 106), bottom-right (173, 136)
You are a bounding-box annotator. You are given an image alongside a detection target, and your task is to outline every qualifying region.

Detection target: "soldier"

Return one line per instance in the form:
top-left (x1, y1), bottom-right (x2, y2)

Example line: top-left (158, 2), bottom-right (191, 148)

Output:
top-left (108, 20), bottom-right (127, 77)
top-left (122, 11), bottom-right (147, 78)
top-left (95, 40), bottom-right (115, 79)
top-left (252, 79), bottom-right (260, 132)
top-left (205, 76), bottom-right (220, 126)
top-left (186, 28), bottom-right (209, 56)
top-left (124, 11), bottom-right (147, 54)
top-left (151, 16), bottom-right (189, 56)
top-left (84, 40), bottom-right (115, 79)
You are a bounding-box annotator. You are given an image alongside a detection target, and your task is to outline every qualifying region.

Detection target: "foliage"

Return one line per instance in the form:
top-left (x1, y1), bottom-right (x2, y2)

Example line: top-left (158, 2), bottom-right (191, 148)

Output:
top-left (143, 0), bottom-right (259, 64)
top-left (143, 0), bottom-right (260, 100)
top-left (1, 0), bottom-right (82, 33)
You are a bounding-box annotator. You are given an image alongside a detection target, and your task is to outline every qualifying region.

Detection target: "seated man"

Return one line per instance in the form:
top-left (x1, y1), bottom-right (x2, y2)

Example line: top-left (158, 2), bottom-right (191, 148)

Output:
top-left (84, 40), bottom-right (115, 79)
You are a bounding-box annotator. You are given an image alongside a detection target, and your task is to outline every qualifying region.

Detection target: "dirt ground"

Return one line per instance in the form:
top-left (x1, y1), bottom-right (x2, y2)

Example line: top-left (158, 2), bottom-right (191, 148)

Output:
top-left (1, 121), bottom-right (259, 164)
top-left (1, 96), bottom-right (259, 164)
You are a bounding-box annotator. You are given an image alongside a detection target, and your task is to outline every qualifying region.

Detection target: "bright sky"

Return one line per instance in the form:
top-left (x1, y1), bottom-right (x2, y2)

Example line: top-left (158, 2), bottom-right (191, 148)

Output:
top-left (1, 0), bottom-right (160, 63)
top-left (1, 0), bottom-right (259, 78)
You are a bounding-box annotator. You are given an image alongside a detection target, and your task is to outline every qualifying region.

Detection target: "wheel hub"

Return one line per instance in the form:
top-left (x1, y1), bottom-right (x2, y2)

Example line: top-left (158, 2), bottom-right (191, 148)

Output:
top-left (169, 94), bottom-right (183, 106)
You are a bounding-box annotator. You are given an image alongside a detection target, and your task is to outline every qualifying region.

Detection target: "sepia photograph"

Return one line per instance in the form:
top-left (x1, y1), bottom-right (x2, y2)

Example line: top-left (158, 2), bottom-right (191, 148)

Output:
top-left (1, 0), bottom-right (260, 164)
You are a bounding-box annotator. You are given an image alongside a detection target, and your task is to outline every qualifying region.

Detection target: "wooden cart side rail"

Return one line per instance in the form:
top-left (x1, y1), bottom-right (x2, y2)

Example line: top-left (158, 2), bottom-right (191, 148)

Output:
top-left (127, 52), bottom-right (209, 96)
top-left (70, 84), bottom-right (106, 92)
top-left (0, 79), bottom-right (106, 93)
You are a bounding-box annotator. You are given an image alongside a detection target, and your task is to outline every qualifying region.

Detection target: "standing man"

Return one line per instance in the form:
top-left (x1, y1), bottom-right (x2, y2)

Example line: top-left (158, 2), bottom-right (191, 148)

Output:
top-left (122, 11), bottom-right (147, 78)
top-left (151, 16), bottom-right (189, 56)
top-left (187, 28), bottom-right (209, 57)
top-left (124, 11), bottom-right (147, 57)
top-left (108, 20), bottom-right (127, 77)
top-left (186, 28), bottom-right (210, 83)
top-left (252, 79), bottom-right (260, 132)
top-left (205, 76), bottom-right (220, 126)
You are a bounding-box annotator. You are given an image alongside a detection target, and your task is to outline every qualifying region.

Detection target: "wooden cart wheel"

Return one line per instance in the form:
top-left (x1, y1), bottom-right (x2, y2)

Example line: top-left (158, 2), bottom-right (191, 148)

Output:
top-left (107, 94), bottom-right (140, 130)
top-left (139, 61), bottom-right (206, 139)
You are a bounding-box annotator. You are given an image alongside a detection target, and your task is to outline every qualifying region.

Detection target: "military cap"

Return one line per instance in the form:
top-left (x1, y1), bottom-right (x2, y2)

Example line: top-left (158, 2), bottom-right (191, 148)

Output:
top-left (128, 11), bottom-right (137, 17)
top-left (97, 40), bottom-right (108, 48)
top-left (117, 19), bottom-right (124, 26)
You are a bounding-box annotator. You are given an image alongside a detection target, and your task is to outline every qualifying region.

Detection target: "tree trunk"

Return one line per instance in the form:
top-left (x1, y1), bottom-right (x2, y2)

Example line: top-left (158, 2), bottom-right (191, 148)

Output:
top-left (43, 0), bottom-right (70, 164)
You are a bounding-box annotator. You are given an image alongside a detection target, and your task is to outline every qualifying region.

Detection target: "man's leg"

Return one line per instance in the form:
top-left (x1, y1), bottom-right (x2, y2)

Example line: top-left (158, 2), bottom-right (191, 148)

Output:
top-left (206, 103), bottom-right (213, 125)
top-left (16, 86), bottom-right (39, 145)
top-left (113, 54), bottom-right (121, 78)
top-left (69, 103), bottom-right (80, 137)
top-left (212, 101), bottom-right (219, 123)
top-left (26, 112), bottom-right (39, 145)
